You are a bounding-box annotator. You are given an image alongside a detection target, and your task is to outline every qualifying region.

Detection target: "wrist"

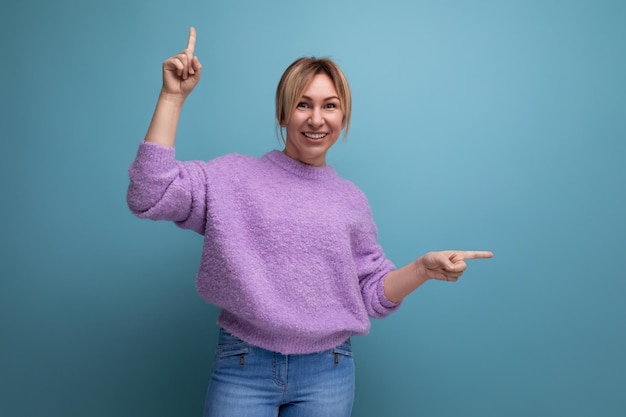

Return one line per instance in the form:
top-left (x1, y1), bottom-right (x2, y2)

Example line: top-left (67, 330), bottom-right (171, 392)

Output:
top-left (383, 258), bottom-right (430, 303)
top-left (414, 257), bottom-right (432, 283)
top-left (158, 90), bottom-right (187, 108)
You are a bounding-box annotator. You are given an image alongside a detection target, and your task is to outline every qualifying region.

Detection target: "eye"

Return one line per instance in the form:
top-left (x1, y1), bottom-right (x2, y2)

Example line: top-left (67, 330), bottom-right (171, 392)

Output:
top-left (324, 102), bottom-right (339, 109)
top-left (297, 102), bottom-right (309, 109)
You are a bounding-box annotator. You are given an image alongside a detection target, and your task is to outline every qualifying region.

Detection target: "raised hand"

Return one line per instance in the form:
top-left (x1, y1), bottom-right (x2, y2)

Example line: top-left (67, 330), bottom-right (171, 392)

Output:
top-left (421, 250), bottom-right (493, 282)
top-left (161, 27), bottom-right (202, 99)
top-left (143, 27), bottom-right (203, 147)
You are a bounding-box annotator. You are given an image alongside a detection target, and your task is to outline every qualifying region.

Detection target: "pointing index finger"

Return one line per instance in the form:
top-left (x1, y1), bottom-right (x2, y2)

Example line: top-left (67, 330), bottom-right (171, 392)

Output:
top-left (458, 250), bottom-right (494, 260)
top-left (186, 27), bottom-right (197, 54)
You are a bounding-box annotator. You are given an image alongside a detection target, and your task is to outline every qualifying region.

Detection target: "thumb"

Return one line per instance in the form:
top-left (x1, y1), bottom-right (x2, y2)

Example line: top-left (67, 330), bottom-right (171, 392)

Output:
top-left (438, 252), bottom-right (456, 271)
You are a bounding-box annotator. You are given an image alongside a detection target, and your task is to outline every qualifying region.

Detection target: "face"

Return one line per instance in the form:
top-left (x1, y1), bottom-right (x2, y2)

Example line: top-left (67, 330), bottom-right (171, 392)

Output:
top-left (282, 74), bottom-right (345, 167)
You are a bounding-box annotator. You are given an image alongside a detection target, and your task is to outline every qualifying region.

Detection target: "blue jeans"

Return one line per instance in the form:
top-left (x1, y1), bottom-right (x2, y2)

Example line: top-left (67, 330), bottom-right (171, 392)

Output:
top-left (203, 328), bottom-right (355, 417)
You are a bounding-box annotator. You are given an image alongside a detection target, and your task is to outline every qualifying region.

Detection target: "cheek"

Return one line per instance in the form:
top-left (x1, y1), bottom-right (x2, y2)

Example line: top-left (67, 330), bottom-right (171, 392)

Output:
top-left (331, 115), bottom-right (345, 130)
top-left (285, 113), bottom-right (306, 129)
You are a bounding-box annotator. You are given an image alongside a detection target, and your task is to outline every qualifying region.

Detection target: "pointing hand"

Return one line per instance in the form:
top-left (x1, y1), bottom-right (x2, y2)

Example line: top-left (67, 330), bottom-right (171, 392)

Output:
top-left (161, 27), bottom-right (202, 99)
top-left (421, 250), bottom-right (493, 282)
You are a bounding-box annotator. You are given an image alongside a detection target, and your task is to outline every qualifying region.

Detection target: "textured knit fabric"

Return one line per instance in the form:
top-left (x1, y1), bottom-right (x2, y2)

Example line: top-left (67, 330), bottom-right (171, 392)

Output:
top-left (127, 141), bottom-right (400, 354)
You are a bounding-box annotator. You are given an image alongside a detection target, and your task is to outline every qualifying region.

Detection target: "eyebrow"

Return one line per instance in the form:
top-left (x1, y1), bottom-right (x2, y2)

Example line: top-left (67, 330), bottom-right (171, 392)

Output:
top-left (301, 95), bottom-right (340, 101)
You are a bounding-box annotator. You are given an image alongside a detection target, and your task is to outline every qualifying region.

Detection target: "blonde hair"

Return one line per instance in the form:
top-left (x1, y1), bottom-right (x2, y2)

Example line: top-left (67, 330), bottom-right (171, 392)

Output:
top-left (275, 57), bottom-right (352, 142)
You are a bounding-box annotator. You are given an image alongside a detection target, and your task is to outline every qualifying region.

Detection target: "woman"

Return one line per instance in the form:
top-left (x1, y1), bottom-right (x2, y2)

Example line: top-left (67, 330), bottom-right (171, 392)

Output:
top-left (127, 27), bottom-right (492, 417)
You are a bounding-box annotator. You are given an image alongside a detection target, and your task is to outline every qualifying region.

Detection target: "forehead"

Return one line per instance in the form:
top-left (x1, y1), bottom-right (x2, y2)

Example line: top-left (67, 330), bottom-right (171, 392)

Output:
top-left (301, 73), bottom-right (339, 98)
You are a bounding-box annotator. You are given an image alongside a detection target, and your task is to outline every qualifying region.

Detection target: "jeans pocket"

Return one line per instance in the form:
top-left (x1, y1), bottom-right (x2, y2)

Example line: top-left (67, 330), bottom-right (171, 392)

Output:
top-left (332, 339), bottom-right (353, 365)
top-left (332, 340), bottom-right (353, 358)
top-left (216, 329), bottom-right (251, 360)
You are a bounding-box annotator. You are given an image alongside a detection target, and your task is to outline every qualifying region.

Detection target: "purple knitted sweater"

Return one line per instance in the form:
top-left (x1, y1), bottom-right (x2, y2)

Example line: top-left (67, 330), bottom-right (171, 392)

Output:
top-left (127, 141), bottom-right (400, 354)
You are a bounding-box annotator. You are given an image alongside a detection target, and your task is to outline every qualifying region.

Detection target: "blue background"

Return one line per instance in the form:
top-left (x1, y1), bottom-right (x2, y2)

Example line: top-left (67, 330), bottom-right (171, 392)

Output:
top-left (2, 0), bottom-right (625, 416)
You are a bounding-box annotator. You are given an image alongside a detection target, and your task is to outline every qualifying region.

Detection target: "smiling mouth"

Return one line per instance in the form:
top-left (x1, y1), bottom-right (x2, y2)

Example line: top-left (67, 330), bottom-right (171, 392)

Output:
top-left (303, 132), bottom-right (328, 140)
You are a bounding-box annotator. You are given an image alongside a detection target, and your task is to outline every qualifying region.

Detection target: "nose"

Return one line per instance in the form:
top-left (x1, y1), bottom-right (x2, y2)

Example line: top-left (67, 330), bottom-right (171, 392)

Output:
top-left (309, 107), bottom-right (323, 127)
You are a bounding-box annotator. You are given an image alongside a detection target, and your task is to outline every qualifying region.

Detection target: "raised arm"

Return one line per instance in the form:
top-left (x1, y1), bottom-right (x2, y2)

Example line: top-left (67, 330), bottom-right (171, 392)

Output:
top-left (145, 27), bottom-right (202, 147)
top-left (384, 250), bottom-right (494, 303)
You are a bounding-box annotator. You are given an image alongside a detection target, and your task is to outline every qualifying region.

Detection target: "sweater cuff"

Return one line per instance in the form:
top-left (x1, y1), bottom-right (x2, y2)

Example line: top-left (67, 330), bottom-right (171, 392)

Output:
top-left (135, 140), bottom-right (175, 163)
top-left (377, 276), bottom-right (402, 310)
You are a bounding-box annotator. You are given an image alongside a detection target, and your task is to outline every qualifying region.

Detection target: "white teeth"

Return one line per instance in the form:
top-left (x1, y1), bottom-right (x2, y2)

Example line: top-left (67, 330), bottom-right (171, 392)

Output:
top-left (304, 133), bottom-right (327, 139)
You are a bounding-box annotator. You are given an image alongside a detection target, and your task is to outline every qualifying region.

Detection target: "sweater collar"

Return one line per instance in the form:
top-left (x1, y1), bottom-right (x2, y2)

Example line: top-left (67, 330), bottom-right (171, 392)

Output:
top-left (264, 150), bottom-right (338, 181)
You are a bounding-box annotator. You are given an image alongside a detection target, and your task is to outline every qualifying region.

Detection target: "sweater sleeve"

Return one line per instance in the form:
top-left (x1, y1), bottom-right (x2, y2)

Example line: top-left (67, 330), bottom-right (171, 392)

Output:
top-left (126, 141), bottom-right (208, 235)
top-left (351, 195), bottom-right (402, 318)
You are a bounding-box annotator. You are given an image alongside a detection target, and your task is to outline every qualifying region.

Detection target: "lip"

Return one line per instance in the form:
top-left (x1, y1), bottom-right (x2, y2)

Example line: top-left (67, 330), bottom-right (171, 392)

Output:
top-left (302, 132), bottom-right (328, 141)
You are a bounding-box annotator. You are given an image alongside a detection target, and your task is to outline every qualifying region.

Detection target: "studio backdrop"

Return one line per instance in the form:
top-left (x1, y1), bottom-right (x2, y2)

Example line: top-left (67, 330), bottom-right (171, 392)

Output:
top-left (2, 1), bottom-right (625, 416)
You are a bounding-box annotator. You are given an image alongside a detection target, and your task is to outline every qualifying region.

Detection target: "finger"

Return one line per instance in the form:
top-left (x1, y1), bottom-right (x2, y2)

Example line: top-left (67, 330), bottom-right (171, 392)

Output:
top-left (164, 57), bottom-right (185, 77)
top-left (191, 56), bottom-right (202, 77)
top-left (446, 260), bottom-right (467, 273)
top-left (185, 28), bottom-right (197, 75)
top-left (175, 53), bottom-right (189, 79)
top-left (448, 270), bottom-right (464, 279)
top-left (192, 56), bottom-right (202, 71)
top-left (186, 27), bottom-right (197, 55)
top-left (455, 250), bottom-right (494, 260)
top-left (173, 58), bottom-right (184, 77)
top-left (187, 54), bottom-right (195, 75)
